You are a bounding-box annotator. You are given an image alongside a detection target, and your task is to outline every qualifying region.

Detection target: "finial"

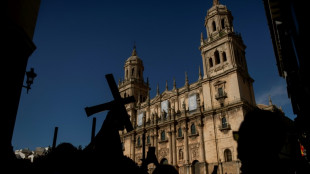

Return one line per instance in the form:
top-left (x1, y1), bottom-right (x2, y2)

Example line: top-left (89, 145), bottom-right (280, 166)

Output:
top-left (185, 71), bottom-right (189, 86)
top-left (268, 95), bottom-right (273, 105)
top-left (157, 83), bottom-right (160, 96)
top-left (131, 41), bottom-right (137, 56)
top-left (200, 32), bottom-right (204, 46)
top-left (213, 0), bottom-right (220, 6)
top-left (198, 66), bottom-right (202, 80)
top-left (173, 77), bottom-right (176, 90)
top-left (165, 80), bottom-right (168, 91)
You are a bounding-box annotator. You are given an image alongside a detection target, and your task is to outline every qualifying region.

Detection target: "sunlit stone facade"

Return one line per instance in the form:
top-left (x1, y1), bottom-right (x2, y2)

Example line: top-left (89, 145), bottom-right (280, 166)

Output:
top-left (119, 1), bottom-right (256, 174)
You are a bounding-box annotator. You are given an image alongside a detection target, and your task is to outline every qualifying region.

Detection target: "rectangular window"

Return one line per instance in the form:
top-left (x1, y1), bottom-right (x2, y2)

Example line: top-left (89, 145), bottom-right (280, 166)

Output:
top-left (137, 112), bottom-right (143, 126)
top-left (218, 87), bottom-right (224, 97)
top-left (188, 94), bottom-right (197, 111)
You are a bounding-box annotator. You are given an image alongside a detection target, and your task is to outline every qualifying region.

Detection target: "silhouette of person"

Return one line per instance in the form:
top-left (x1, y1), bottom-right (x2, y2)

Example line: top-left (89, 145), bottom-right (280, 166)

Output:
top-left (237, 108), bottom-right (301, 174)
top-left (152, 164), bottom-right (179, 174)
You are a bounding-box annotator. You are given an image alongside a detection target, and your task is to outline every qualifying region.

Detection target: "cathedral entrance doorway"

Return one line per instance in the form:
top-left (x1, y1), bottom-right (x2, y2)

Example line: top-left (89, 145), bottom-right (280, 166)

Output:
top-left (160, 158), bottom-right (168, 165)
top-left (192, 160), bottom-right (200, 174)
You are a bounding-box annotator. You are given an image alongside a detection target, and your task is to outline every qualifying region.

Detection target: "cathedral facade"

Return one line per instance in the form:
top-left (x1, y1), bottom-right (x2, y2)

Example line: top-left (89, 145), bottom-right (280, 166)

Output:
top-left (119, 1), bottom-right (256, 174)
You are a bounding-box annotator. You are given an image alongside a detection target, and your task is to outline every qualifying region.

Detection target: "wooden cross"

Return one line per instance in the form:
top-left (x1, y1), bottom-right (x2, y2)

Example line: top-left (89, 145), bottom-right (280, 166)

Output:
top-left (85, 74), bottom-right (135, 132)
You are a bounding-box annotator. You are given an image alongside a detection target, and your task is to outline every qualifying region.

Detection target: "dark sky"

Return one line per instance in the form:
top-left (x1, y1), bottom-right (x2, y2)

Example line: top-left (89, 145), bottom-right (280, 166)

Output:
top-left (12, 0), bottom-right (295, 151)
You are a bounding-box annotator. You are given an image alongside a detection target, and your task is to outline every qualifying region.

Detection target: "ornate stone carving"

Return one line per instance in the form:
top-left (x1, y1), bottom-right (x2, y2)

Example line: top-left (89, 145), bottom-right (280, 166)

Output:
top-left (190, 143), bottom-right (200, 160)
top-left (159, 148), bottom-right (169, 159)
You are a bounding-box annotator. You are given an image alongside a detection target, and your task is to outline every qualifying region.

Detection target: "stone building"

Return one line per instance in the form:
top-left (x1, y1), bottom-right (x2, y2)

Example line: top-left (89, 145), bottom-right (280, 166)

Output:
top-left (119, 1), bottom-right (256, 174)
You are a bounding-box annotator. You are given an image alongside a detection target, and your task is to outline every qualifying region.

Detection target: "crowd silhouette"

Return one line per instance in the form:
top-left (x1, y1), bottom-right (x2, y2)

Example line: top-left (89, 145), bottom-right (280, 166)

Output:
top-left (8, 107), bottom-right (310, 174)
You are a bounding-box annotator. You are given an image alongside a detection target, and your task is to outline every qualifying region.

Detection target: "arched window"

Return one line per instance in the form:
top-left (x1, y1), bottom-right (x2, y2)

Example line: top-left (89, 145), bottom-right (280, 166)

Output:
top-left (224, 149), bottom-right (232, 162)
top-left (209, 58), bottom-right (213, 68)
top-left (124, 92), bottom-right (126, 98)
top-left (179, 149), bottom-right (183, 160)
top-left (222, 117), bottom-right (227, 128)
top-left (126, 69), bottom-right (128, 79)
top-left (178, 128), bottom-right (182, 137)
top-left (160, 158), bottom-right (168, 165)
top-left (214, 51), bottom-right (220, 65)
top-left (137, 136), bottom-right (141, 146)
top-left (222, 52), bottom-right (227, 62)
top-left (192, 160), bottom-right (200, 174)
top-left (191, 124), bottom-right (196, 135)
top-left (221, 18), bottom-right (225, 29)
top-left (161, 131), bottom-right (166, 141)
top-left (147, 136), bottom-right (150, 144)
top-left (212, 21), bottom-right (216, 31)
top-left (131, 68), bottom-right (135, 76)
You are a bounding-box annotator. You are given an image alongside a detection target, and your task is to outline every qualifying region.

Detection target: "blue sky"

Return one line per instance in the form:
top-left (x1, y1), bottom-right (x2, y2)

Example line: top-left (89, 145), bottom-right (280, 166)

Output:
top-left (12, 0), bottom-right (295, 151)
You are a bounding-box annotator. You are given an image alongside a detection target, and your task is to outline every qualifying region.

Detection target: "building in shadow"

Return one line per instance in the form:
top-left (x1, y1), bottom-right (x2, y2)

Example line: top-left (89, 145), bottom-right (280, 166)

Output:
top-left (263, 0), bottom-right (309, 161)
top-left (4, 0), bottom-right (41, 162)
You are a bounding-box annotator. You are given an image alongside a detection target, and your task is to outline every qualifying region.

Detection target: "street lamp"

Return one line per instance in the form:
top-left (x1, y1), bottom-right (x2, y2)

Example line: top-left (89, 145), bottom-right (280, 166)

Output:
top-left (23, 68), bottom-right (37, 93)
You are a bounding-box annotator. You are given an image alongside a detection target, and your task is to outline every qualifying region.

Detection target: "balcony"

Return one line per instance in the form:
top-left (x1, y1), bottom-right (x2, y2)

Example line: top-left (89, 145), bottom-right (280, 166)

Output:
top-left (215, 92), bottom-right (227, 100)
top-left (219, 123), bottom-right (231, 131)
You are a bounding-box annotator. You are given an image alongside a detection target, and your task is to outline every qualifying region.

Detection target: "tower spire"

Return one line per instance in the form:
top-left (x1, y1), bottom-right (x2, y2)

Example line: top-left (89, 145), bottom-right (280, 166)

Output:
top-left (165, 80), bottom-right (168, 91)
top-left (200, 32), bottom-right (204, 46)
top-left (173, 77), bottom-right (176, 90)
top-left (132, 42), bottom-right (137, 56)
top-left (185, 71), bottom-right (189, 89)
top-left (156, 83), bottom-right (160, 96)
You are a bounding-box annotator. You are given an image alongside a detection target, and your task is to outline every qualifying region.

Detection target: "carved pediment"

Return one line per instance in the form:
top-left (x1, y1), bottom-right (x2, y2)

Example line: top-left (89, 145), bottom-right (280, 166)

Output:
top-left (161, 90), bottom-right (175, 100)
top-left (214, 80), bottom-right (226, 86)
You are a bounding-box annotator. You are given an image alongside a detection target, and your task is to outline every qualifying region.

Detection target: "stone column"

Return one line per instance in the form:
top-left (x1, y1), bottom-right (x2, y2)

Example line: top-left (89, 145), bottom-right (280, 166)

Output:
top-left (131, 134), bottom-right (136, 162)
top-left (154, 130), bottom-right (158, 158)
top-left (183, 126), bottom-right (190, 174)
top-left (198, 123), bottom-right (207, 174)
top-left (198, 124), bottom-right (206, 162)
top-left (168, 131), bottom-right (173, 164)
top-left (172, 127), bottom-right (177, 166)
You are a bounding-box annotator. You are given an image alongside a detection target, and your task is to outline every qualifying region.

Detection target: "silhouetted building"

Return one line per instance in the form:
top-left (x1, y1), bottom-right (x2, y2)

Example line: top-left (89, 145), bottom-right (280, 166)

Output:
top-left (118, 1), bottom-right (265, 174)
top-left (4, 0), bottom-right (41, 162)
top-left (263, 0), bottom-right (309, 160)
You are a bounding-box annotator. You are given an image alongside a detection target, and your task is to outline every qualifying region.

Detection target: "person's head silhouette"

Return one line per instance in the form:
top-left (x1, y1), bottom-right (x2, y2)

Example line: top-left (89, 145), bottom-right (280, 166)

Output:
top-left (237, 108), bottom-right (294, 174)
top-left (152, 164), bottom-right (178, 174)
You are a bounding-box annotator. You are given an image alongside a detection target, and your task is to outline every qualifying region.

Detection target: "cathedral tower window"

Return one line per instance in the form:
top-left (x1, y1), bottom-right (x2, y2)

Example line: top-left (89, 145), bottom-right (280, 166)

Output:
top-left (222, 52), bottom-right (227, 62)
top-left (221, 18), bottom-right (225, 29)
top-left (131, 68), bottom-right (135, 76)
top-left (161, 131), bottom-right (166, 141)
top-left (224, 149), bottom-right (232, 162)
top-left (209, 58), bottom-right (214, 68)
top-left (212, 21), bottom-right (217, 32)
top-left (124, 92), bottom-right (126, 98)
top-left (215, 51), bottom-right (220, 65)
top-left (147, 135), bottom-right (150, 144)
top-left (126, 69), bottom-right (128, 79)
top-left (191, 123), bottom-right (196, 135)
top-left (178, 128), bottom-right (183, 137)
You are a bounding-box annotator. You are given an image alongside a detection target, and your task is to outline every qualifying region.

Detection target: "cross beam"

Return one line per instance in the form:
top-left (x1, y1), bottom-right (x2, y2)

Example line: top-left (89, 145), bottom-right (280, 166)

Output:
top-left (84, 74), bottom-right (135, 132)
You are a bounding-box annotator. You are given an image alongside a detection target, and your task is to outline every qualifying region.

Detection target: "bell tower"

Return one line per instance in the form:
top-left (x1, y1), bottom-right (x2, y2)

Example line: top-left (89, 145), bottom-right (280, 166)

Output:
top-left (200, 0), bottom-right (256, 109)
top-left (119, 45), bottom-right (149, 126)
